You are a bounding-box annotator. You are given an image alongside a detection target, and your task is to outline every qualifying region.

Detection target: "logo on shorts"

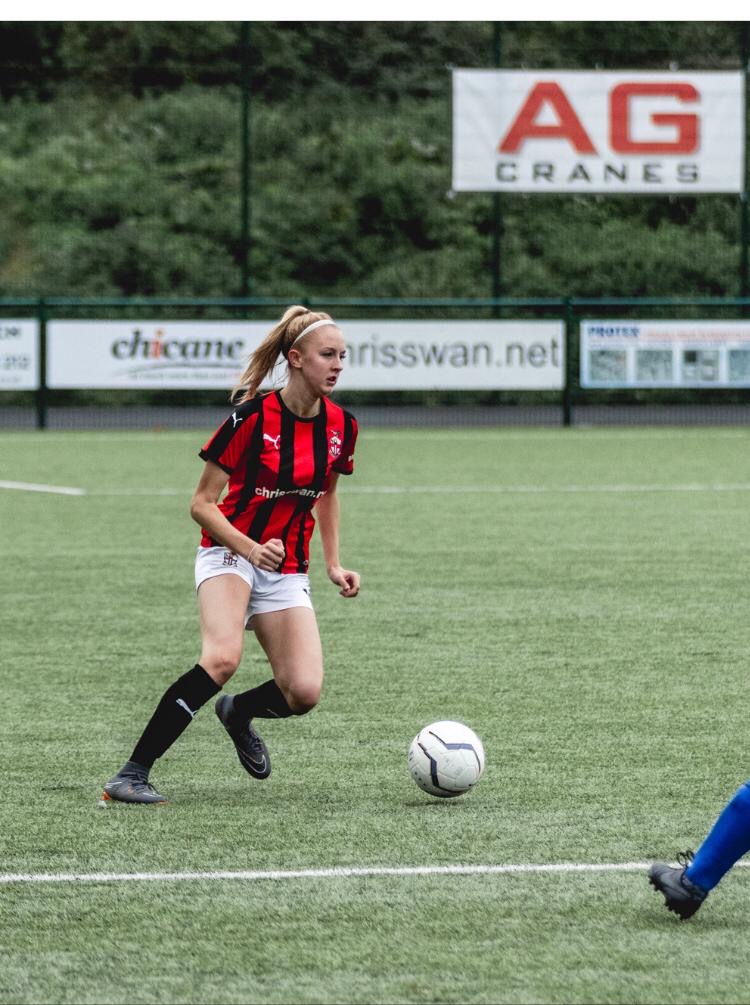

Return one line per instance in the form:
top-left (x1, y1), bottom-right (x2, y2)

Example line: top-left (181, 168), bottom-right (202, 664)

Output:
top-left (222, 551), bottom-right (238, 567)
top-left (329, 430), bottom-right (342, 458)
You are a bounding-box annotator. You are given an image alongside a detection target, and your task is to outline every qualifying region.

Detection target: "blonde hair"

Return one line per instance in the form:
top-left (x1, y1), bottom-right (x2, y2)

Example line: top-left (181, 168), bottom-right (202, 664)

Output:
top-left (232, 305), bottom-right (334, 403)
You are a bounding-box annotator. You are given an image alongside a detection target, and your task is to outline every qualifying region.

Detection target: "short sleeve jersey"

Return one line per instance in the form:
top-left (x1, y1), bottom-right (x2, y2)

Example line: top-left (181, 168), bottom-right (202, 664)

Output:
top-left (199, 391), bottom-right (358, 574)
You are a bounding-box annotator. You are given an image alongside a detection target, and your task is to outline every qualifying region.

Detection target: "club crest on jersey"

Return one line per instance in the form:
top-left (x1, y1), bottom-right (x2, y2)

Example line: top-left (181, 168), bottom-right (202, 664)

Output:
top-left (329, 430), bottom-right (343, 458)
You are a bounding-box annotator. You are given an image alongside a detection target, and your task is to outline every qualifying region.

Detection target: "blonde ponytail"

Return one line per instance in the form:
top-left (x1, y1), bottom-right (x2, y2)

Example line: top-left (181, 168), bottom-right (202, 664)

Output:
top-left (231, 305), bottom-right (334, 403)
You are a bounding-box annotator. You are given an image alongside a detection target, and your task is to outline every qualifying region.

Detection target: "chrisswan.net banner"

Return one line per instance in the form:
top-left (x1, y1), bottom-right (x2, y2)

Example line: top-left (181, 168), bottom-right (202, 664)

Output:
top-left (46, 319), bottom-right (564, 391)
top-left (452, 69), bottom-right (744, 193)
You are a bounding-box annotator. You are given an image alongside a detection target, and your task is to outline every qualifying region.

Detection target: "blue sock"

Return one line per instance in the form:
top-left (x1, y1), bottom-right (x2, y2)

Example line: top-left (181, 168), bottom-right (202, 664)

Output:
top-left (686, 781), bottom-right (750, 892)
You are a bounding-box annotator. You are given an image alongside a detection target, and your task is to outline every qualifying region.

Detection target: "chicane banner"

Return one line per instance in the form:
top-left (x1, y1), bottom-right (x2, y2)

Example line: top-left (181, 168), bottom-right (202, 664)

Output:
top-left (47, 319), bottom-right (564, 390)
top-left (48, 320), bottom-right (257, 389)
top-left (452, 69), bottom-right (744, 193)
top-left (0, 319), bottom-right (38, 390)
top-left (581, 319), bottom-right (750, 388)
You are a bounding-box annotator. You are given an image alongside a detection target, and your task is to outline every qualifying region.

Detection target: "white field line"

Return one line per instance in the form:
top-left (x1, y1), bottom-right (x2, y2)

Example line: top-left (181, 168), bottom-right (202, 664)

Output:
top-left (7, 481), bottom-right (750, 499)
top-left (3, 861), bottom-right (749, 885)
top-left (5, 430), bottom-right (749, 442)
top-left (345, 483), bottom-right (750, 496)
top-left (0, 862), bottom-right (700, 885)
top-left (90, 488), bottom-right (185, 496)
top-left (362, 429), bottom-right (750, 441)
top-left (0, 479), bottom-right (86, 496)
top-left (85, 482), bottom-right (750, 497)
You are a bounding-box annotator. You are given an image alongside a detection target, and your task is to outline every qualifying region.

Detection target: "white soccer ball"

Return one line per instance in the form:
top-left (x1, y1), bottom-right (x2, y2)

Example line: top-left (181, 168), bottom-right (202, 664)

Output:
top-left (408, 720), bottom-right (485, 798)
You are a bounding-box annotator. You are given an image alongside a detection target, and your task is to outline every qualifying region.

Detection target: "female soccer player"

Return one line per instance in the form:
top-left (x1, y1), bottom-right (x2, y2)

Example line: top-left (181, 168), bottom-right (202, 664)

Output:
top-left (102, 306), bottom-right (360, 804)
top-left (649, 779), bottom-right (750, 919)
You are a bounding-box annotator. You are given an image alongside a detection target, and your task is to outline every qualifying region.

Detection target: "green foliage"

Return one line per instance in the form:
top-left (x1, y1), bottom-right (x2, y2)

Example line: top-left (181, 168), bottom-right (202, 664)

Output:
top-left (501, 195), bottom-right (739, 297)
top-left (0, 21), bottom-right (745, 298)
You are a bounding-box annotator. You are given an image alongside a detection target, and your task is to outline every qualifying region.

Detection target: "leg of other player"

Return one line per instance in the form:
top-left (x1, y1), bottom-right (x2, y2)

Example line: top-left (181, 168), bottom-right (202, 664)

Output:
top-left (648, 779), bottom-right (750, 919)
top-left (686, 781), bottom-right (750, 890)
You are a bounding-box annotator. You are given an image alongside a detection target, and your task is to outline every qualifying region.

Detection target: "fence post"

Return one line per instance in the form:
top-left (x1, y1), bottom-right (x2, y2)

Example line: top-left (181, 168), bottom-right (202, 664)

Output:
top-left (239, 21), bottom-right (252, 299)
top-left (36, 298), bottom-right (47, 430)
top-left (491, 22), bottom-right (502, 314)
top-left (741, 24), bottom-right (750, 300)
top-left (562, 298), bottom-right (573, 427)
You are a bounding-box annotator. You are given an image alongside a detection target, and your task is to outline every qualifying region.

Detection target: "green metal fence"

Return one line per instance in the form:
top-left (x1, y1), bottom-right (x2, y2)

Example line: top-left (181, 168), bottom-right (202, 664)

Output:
top-left (2, 296), bottom-right (750, 429)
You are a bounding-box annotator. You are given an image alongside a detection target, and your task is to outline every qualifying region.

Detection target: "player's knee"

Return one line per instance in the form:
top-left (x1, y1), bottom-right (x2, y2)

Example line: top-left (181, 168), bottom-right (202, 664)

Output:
top-left (285, 680), bottom-right (321, 715)
top-left (202, 651), bottom-right (241, 686)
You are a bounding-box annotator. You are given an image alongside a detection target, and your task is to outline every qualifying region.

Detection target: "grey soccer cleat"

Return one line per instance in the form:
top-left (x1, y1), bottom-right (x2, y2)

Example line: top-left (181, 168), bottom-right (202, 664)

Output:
top-left (648, 851), bottom-right (707, 920)
top-left (102, 771), bottom-right (167, 805)
top-left (215, 694), bottom-right (272, 779)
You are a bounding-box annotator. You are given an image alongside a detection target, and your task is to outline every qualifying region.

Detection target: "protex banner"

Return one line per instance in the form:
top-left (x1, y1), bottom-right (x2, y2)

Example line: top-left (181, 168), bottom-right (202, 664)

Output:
top-left (452, 70), bottom-right (744, 193)
top-left (0, 319), bottom-right (38, 390)
top-left (581, 319), bottom-right (750, 388)
top-left (47, 319), bottom-right (564, 390)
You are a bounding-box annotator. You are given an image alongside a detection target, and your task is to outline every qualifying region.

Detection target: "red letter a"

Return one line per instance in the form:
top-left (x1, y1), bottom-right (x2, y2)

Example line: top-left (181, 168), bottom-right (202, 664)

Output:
top-left (499, 82), bottom-right (597, 154)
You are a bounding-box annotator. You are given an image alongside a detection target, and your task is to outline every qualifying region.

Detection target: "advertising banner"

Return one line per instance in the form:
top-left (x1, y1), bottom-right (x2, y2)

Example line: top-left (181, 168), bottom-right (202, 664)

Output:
top-left (580, 319), bottom-right (750, 388)
top-left (0, 320), bottom-right (39, 390)
top-left (452, 69), bottom-right (744, 193)
top-left (48, 320), bottom-right (260, 389)
top-left (47, 319), bottom-right (564, 391)
top-left (338, 320), bottom-right (563, 389)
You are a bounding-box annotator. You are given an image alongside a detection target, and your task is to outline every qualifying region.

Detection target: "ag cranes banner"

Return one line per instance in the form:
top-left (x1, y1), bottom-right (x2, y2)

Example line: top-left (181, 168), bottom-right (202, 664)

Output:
top-left (452, 70), bottom-right (744, 193)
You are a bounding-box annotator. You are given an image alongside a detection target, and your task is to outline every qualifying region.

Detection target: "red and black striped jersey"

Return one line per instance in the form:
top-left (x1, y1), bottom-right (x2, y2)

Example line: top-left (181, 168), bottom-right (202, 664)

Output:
top-left (198, 390), bottom-right (358, 574)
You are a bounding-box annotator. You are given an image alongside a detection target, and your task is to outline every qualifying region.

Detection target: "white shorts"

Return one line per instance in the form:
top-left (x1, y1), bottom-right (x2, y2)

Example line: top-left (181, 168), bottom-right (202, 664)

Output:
top-left (194, 546), bottom-right (313, 630)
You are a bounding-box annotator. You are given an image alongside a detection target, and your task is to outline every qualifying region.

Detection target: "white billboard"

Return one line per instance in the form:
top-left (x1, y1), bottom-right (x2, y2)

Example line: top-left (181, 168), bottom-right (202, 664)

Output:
top-left (581, 319), bottom-right (750, 387)
top-left (48, 320), bottom-right (259, 389)
top-left (0, 320), bottom-right (38, 390)
top-left (47, 319), bottom-right (564, 391)
top-left (453, 70), bottom-right (744, 193)
top-left (341, 320), bottom-right (563, 389)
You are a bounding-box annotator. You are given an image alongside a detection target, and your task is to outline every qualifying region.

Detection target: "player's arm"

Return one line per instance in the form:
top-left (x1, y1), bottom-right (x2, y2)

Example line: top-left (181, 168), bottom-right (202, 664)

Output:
top-left (316, 471), bottom-right (360, 597)
top-left (189, 460), bottom-right (284, 571)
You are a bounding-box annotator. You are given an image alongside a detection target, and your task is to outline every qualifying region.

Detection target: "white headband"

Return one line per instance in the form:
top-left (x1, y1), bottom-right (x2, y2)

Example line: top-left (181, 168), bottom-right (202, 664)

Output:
top-left (289, 317), bottom-right (335, 349)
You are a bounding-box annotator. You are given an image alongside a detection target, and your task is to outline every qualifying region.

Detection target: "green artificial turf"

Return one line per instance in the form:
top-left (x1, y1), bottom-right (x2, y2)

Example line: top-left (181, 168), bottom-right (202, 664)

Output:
top-left (1, 426), bottom-right (749, 1004)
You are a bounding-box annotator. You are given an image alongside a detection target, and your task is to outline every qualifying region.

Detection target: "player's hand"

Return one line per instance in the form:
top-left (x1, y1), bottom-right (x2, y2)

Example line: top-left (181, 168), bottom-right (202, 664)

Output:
top-left (328, 566), bottom-right (360, 598)
top-left (248, 538), bottom-right (285, 571)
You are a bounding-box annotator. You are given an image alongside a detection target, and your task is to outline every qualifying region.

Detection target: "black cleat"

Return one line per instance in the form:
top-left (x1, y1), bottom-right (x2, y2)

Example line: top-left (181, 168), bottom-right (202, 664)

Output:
top-left (102, 772), bottom-right (167, 805)
top-left (648, 851), bottom-right (707, 920)
top-left (215, 694), bottom-right (272, 779)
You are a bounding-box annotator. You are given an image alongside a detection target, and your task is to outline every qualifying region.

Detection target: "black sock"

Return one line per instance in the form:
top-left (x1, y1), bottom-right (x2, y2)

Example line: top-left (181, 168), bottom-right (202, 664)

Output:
top-left (232, 679), bottom-right (294, 720)
top-left (129, 664), bottom-right (221, 771)
top-left (119, 759), bottom-right (149, 781)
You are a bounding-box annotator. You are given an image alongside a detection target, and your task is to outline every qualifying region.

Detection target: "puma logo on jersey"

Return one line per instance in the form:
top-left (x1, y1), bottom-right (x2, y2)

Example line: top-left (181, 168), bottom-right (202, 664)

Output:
top-left (231, 411), bottom-right (243, 428)
top-left (263, 433), bottom-right (281, 450)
